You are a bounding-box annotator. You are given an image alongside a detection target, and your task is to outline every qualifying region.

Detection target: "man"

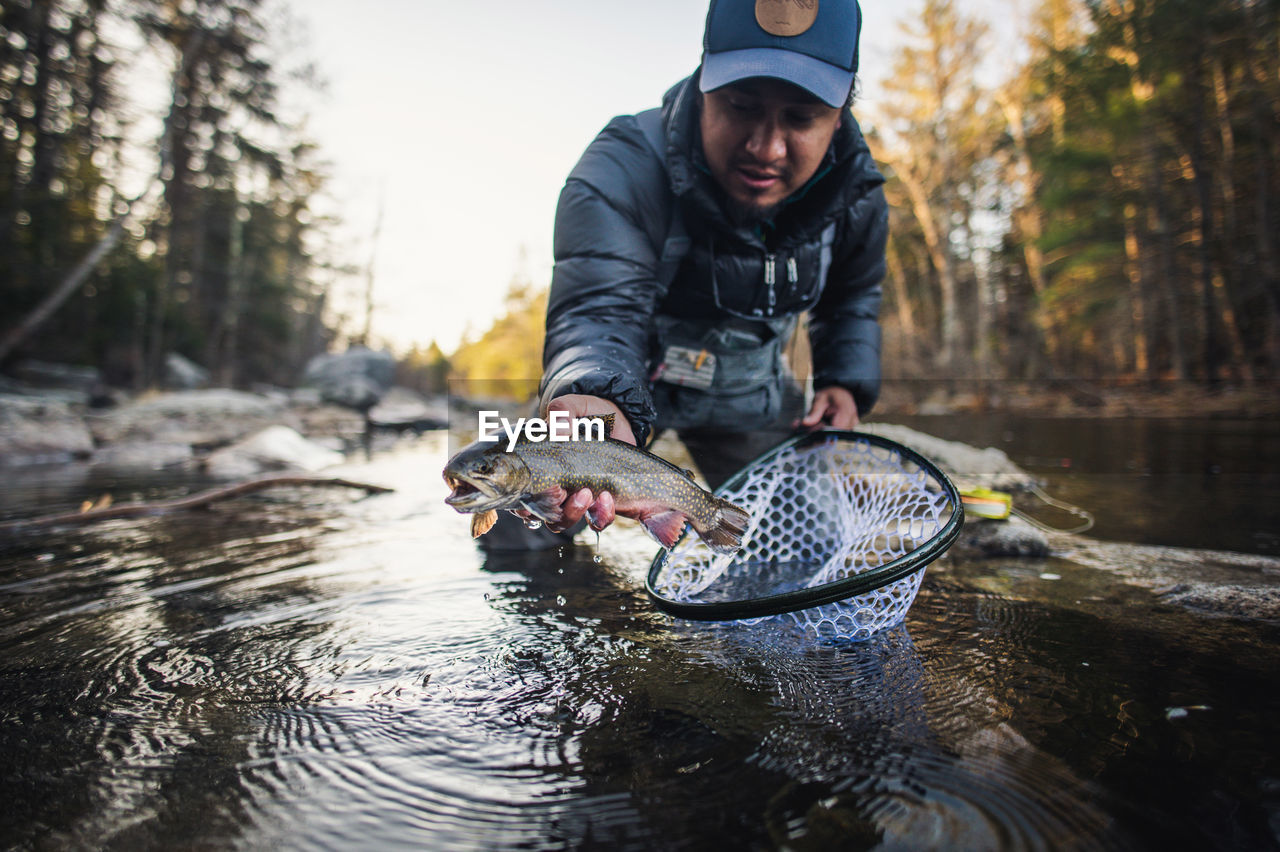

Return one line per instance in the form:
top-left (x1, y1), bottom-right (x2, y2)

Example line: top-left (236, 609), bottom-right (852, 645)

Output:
top-left (511, 0), bottom-right (887, 544)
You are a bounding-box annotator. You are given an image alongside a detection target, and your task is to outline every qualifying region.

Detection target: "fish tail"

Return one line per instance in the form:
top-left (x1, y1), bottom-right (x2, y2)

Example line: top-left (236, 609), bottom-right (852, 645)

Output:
top-left (693, 497), bottom-right (750, 555)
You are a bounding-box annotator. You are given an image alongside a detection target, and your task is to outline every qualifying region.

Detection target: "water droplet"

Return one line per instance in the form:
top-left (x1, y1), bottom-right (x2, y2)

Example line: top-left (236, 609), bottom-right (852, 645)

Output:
top-left (555, 595), bottom-right (566, 606)
top-left (525, 519), bottom-right (543, 530)
top-left (593, 555), bottom-right (602, 564)
top-left (483, 593), bottom-right (490, 601)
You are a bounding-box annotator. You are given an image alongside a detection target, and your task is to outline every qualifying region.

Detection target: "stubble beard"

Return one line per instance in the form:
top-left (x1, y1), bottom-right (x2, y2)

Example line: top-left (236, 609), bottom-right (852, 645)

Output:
top-left (724, 195), bottom-right (783, 230)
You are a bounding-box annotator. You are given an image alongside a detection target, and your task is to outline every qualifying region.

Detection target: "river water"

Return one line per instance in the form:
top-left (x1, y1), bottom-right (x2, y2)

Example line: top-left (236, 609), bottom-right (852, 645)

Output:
top-left (889, 414), bottom-right (1280, 557)
top-left (1, 417), bottom-right (1278, 850)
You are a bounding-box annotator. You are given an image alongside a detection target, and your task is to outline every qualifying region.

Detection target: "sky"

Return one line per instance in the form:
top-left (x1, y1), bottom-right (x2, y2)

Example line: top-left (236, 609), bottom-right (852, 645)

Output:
top-left (286, 0), bottom-right (999, 355)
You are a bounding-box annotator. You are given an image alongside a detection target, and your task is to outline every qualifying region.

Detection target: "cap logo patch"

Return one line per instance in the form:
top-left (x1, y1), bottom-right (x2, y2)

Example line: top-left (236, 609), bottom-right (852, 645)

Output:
top-left (755, 0), bottom-right (819, 37)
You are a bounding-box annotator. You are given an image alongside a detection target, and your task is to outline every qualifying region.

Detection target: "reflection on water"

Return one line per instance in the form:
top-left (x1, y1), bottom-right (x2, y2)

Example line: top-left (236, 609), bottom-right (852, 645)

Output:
top-left (889, 413), bottom-right (1280, 555)
top-left (1, 429), bottom-right (1278, 849)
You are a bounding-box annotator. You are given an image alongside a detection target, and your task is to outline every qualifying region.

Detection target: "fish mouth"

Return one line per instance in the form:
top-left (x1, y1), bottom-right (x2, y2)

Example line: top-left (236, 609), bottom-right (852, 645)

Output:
top-left (444, 473), bottom-right (507, 511)
top-left (444, 473), bottom-right (480, 505)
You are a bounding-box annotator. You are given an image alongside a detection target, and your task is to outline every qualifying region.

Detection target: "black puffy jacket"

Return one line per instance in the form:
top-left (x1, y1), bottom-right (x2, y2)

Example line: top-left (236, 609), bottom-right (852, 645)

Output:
top-left (540, 73), bottom-right (888, 445)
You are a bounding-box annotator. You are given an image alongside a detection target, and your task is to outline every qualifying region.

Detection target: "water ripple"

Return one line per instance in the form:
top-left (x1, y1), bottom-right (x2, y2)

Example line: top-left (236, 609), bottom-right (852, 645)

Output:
top-left (3, 436), bottom-right (1277, 848)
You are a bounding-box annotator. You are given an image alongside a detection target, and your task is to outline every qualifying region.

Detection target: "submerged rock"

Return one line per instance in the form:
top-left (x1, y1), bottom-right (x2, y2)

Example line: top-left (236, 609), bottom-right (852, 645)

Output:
top-left (1160, 584), bottom-right (1280, 621)
top-left (1051, 536), bottom-right (1280, 621)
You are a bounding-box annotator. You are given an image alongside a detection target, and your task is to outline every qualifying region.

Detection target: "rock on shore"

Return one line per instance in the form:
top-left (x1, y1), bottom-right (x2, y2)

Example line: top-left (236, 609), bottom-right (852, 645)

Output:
top-left (86, 389), bottom-right (292, 447)
top-left (0, 394), bottom-right (95, 464)
top-left (0, 386), bottom-right (443, 475)
top-left (204, 425), bottom-right (345, 479)
top-left (859, 422), bottom-right (1038, 492)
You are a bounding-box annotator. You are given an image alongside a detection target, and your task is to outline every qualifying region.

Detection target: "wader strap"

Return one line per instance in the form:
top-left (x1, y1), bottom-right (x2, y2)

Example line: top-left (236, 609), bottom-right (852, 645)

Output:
top-left (636, 108), bottom-right (690, 293)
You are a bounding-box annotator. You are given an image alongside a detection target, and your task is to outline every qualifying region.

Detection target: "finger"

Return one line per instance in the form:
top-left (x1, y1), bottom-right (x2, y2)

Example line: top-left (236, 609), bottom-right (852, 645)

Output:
top-left (829, 408), bottom-right (858, 429)
top-left (609, 419), bottom-right (637, 446)
top-left (801, 396), bottom-right (830, 428)
top-left (545, 397), bottom-right (581, 419)
top-left (824, 396), bottom-right (855, 429)
top-left (834, 391), bottom-right (860, 429)
top-left (551, 487), bottom-right (593, 531)
top-left (587, 491), bottom-right (615, 531)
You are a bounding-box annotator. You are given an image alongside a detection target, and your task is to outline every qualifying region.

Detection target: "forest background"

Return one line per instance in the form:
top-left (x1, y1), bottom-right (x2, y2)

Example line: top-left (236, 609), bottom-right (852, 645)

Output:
top-left (1, 0), bottom-right (1277, 409)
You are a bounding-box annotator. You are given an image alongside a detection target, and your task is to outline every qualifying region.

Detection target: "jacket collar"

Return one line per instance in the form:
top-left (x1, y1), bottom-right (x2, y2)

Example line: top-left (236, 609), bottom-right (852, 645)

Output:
top-left (658, 72), bottom-right (882, 243)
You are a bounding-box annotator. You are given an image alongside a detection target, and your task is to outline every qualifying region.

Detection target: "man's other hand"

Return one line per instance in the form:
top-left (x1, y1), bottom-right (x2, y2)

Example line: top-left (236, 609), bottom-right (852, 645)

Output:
top-left (796, 386), bottom-right (860, 430)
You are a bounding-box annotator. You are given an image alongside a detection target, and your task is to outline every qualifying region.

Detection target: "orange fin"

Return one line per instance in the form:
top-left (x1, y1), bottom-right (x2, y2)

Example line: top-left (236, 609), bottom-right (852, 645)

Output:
top-left (471, 510), bottom-right (498, 538)
top-left (640, 510), bottom-right (688, 549)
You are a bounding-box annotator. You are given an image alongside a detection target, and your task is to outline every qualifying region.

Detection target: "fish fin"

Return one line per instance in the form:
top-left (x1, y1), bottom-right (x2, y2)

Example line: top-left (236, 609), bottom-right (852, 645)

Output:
top-left (639, 510), bottom-right (688, 549)
top-left (692, 497), bottom-right (750, 555)
top-left (520, 485), bottom-right (568, 525)
top-left (471, 510), bottom-right (498, 538)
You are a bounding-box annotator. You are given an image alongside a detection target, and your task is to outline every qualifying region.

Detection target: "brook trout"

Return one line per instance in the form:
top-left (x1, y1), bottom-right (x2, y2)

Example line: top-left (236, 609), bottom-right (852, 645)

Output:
top-left (443, 429), bottom-right (749, 555)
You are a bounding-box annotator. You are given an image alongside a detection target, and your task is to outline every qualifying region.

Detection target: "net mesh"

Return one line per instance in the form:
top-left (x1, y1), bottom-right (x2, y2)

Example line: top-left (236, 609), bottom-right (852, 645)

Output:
top-left (650, 433), bottom-right (958, 641)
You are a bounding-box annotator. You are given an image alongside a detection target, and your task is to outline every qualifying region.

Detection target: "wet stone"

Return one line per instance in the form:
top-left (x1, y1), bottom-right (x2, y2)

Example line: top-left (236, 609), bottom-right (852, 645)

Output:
top-left (954, 516), bottom-right (1050, 559)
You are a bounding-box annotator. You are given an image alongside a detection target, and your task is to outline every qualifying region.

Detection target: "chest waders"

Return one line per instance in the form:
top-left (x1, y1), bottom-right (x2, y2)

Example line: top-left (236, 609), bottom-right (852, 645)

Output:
top-left (635, 109), bottom-right (836, 433)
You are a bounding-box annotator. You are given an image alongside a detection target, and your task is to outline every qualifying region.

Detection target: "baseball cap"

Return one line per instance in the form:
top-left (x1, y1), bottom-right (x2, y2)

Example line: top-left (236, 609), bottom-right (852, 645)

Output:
top-left (699, 0), bottom-right (862, 109)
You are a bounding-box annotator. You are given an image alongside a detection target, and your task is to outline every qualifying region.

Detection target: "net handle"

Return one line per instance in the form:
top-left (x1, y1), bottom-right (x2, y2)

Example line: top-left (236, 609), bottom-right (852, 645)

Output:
top-left (645, 429), bottom-right (966, 621)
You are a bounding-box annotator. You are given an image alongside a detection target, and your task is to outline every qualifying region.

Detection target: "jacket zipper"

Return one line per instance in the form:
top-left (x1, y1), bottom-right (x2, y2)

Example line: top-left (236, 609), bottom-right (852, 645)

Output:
top-left (764, 254), bottom-right (777, 315)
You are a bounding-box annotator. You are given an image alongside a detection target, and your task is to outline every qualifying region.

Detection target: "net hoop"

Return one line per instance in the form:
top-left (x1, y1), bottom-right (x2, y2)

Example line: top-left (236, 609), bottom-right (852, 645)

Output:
top-left (646, 429), bottom-right (965, 623)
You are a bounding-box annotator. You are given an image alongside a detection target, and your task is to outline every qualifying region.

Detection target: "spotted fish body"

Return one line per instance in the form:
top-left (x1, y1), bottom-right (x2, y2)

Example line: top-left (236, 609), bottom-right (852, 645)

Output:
top-left (443, 433), bottom-right (750, 554)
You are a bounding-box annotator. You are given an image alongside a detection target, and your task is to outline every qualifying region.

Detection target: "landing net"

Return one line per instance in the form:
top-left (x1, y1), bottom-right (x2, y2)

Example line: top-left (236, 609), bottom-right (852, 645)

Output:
top-left (647, 430), bottom-right (963, 641)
